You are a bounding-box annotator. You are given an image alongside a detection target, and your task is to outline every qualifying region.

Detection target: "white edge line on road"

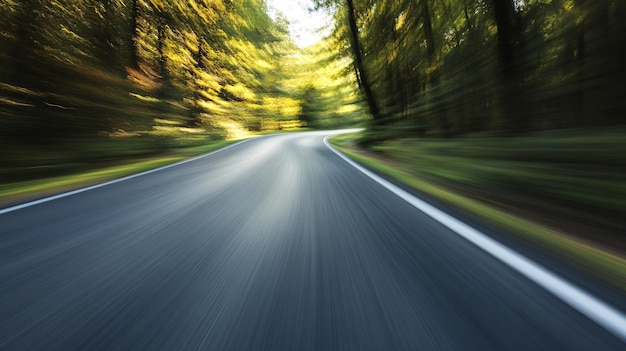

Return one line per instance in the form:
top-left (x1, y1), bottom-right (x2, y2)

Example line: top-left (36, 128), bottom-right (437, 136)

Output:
top-left (0, 138), bottom-right (255, 215)
top-left (323, 135), bottom-right (626, 342)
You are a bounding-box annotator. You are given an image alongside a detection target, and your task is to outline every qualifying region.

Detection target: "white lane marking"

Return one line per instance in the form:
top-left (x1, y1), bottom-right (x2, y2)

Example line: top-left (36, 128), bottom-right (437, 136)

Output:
top-left (323, 135), bottom-right (626, 342)
top-left (0, 138), bottom-right (256, 215)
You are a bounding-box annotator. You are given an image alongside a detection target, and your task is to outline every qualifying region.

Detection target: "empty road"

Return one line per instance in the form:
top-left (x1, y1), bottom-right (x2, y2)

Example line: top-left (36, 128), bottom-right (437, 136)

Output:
top-left (1, 131), bottom-right (624, 350)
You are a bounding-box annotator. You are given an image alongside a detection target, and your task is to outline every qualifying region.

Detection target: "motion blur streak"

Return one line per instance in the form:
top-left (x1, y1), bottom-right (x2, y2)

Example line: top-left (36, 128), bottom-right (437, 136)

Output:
top-left (0, 131), bottom-right (624, 350)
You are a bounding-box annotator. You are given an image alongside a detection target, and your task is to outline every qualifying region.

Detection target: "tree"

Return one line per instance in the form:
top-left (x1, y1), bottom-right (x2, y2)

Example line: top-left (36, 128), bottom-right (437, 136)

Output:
top-left (345, 0), bottom-right (380, 122)
top-left (491, 0), bottom-right (526, 132)
top-left (129, 0), bottom-right (141, 69)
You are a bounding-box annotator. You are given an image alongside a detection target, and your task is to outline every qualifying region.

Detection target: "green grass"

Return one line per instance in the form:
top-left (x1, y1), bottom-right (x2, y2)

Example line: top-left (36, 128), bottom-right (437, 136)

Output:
top-left (0, 139), bottom-right (237, 205)
top-left (368, 132), bottom-right (626, 218)
top-left (329, 131), bottom-right (626, 292)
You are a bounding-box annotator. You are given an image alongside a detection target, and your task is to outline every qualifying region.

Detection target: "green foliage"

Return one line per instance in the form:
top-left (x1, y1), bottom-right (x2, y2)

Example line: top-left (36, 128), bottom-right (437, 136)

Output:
top-left (286, 38), bottom-right (367, 129)
top-left (317, 0), bottom-right (626, 137)
top-left (369, 128), bottom-right (626, 219)
top-left (0, 0), bottom-right (315, 178)
top-left (299, 85), bottom-right (323, 127)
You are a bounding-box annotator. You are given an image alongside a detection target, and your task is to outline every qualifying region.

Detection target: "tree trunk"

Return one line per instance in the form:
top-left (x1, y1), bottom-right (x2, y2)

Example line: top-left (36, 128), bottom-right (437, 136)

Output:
top-left (12, 0), bottom-right (42, 82)
top-left (129, 0), bottom-right (140, 69)
top-left (94, 0), bottom-right (119, 71)
top-left (345, 0), bottom-right (381, 122)
top-left (157, 20), bottom-right (169, 85)
top-left (421, 0), bottom-right (450, 136)
top-left (188, 41), bottom-right (205, 127)
top-left (492, 0), bottom-right (515, 68)
top-left (574, 15), bottom-right (585, 126)
top-left (491, 0), bottom-right (526, 132)
top-left (422, 0), bottom-right (435, 61)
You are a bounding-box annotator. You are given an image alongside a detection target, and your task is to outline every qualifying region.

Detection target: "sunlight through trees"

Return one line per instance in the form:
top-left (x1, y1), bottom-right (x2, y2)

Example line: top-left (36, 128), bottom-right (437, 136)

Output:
top-left (1, 0), bottom-right (624, 177)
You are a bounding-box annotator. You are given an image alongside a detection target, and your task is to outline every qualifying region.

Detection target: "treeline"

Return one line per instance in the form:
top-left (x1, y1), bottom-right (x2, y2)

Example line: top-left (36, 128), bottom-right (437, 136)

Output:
top-left (294, 42), bottom-right (366, 129)
top-left (0, 0), bottom-right (303, 149)
top-left (319, 0), bottom-right (626, 139)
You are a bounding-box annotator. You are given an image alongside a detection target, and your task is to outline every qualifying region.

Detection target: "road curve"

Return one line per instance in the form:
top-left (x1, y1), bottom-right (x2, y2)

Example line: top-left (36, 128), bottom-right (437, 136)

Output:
top-left (1, 131), bottom-right (624, 350)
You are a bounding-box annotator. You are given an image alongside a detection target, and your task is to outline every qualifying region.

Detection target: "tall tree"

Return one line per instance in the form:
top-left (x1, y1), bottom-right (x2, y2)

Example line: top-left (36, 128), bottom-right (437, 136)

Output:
top-left (315, 0), bottom-right (381, 122)
top-left (491, 0), bottom-right (527, 132)
top-left (129, 0), bottom-right (141, 69)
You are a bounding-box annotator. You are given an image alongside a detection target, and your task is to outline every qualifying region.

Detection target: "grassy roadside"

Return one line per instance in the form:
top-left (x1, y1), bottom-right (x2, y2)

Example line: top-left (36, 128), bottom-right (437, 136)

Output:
top-left (0, 139), bottom-right (240, 207)
top-left (329, 132), bottom-right (626, 292)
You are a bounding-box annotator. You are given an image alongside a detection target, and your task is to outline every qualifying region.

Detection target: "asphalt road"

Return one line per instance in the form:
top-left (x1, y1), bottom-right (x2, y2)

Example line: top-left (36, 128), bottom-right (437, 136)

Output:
top-left (1, 131), bottom-right (624, 350)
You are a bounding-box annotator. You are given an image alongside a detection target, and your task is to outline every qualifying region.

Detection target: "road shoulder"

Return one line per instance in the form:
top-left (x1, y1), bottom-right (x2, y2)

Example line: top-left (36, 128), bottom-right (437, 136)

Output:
top-left (326, 133), bottom-right (626, 299)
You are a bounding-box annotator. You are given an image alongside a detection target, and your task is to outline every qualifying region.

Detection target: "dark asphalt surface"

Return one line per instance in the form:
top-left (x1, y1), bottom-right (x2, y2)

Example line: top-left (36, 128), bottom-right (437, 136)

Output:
top-left (1, 131), bottom-right (624, 350)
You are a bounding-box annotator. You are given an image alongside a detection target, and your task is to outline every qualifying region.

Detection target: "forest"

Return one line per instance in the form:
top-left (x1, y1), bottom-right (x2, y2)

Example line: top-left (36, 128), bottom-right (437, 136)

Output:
top-left (0, 0), bottom-right (363, 182)
top-left (2, 2), bottom-right (626, 343)
top-left (316, 0), bottom-right (626, 142)
top-left (1, 0), bottom-right (625, 178)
